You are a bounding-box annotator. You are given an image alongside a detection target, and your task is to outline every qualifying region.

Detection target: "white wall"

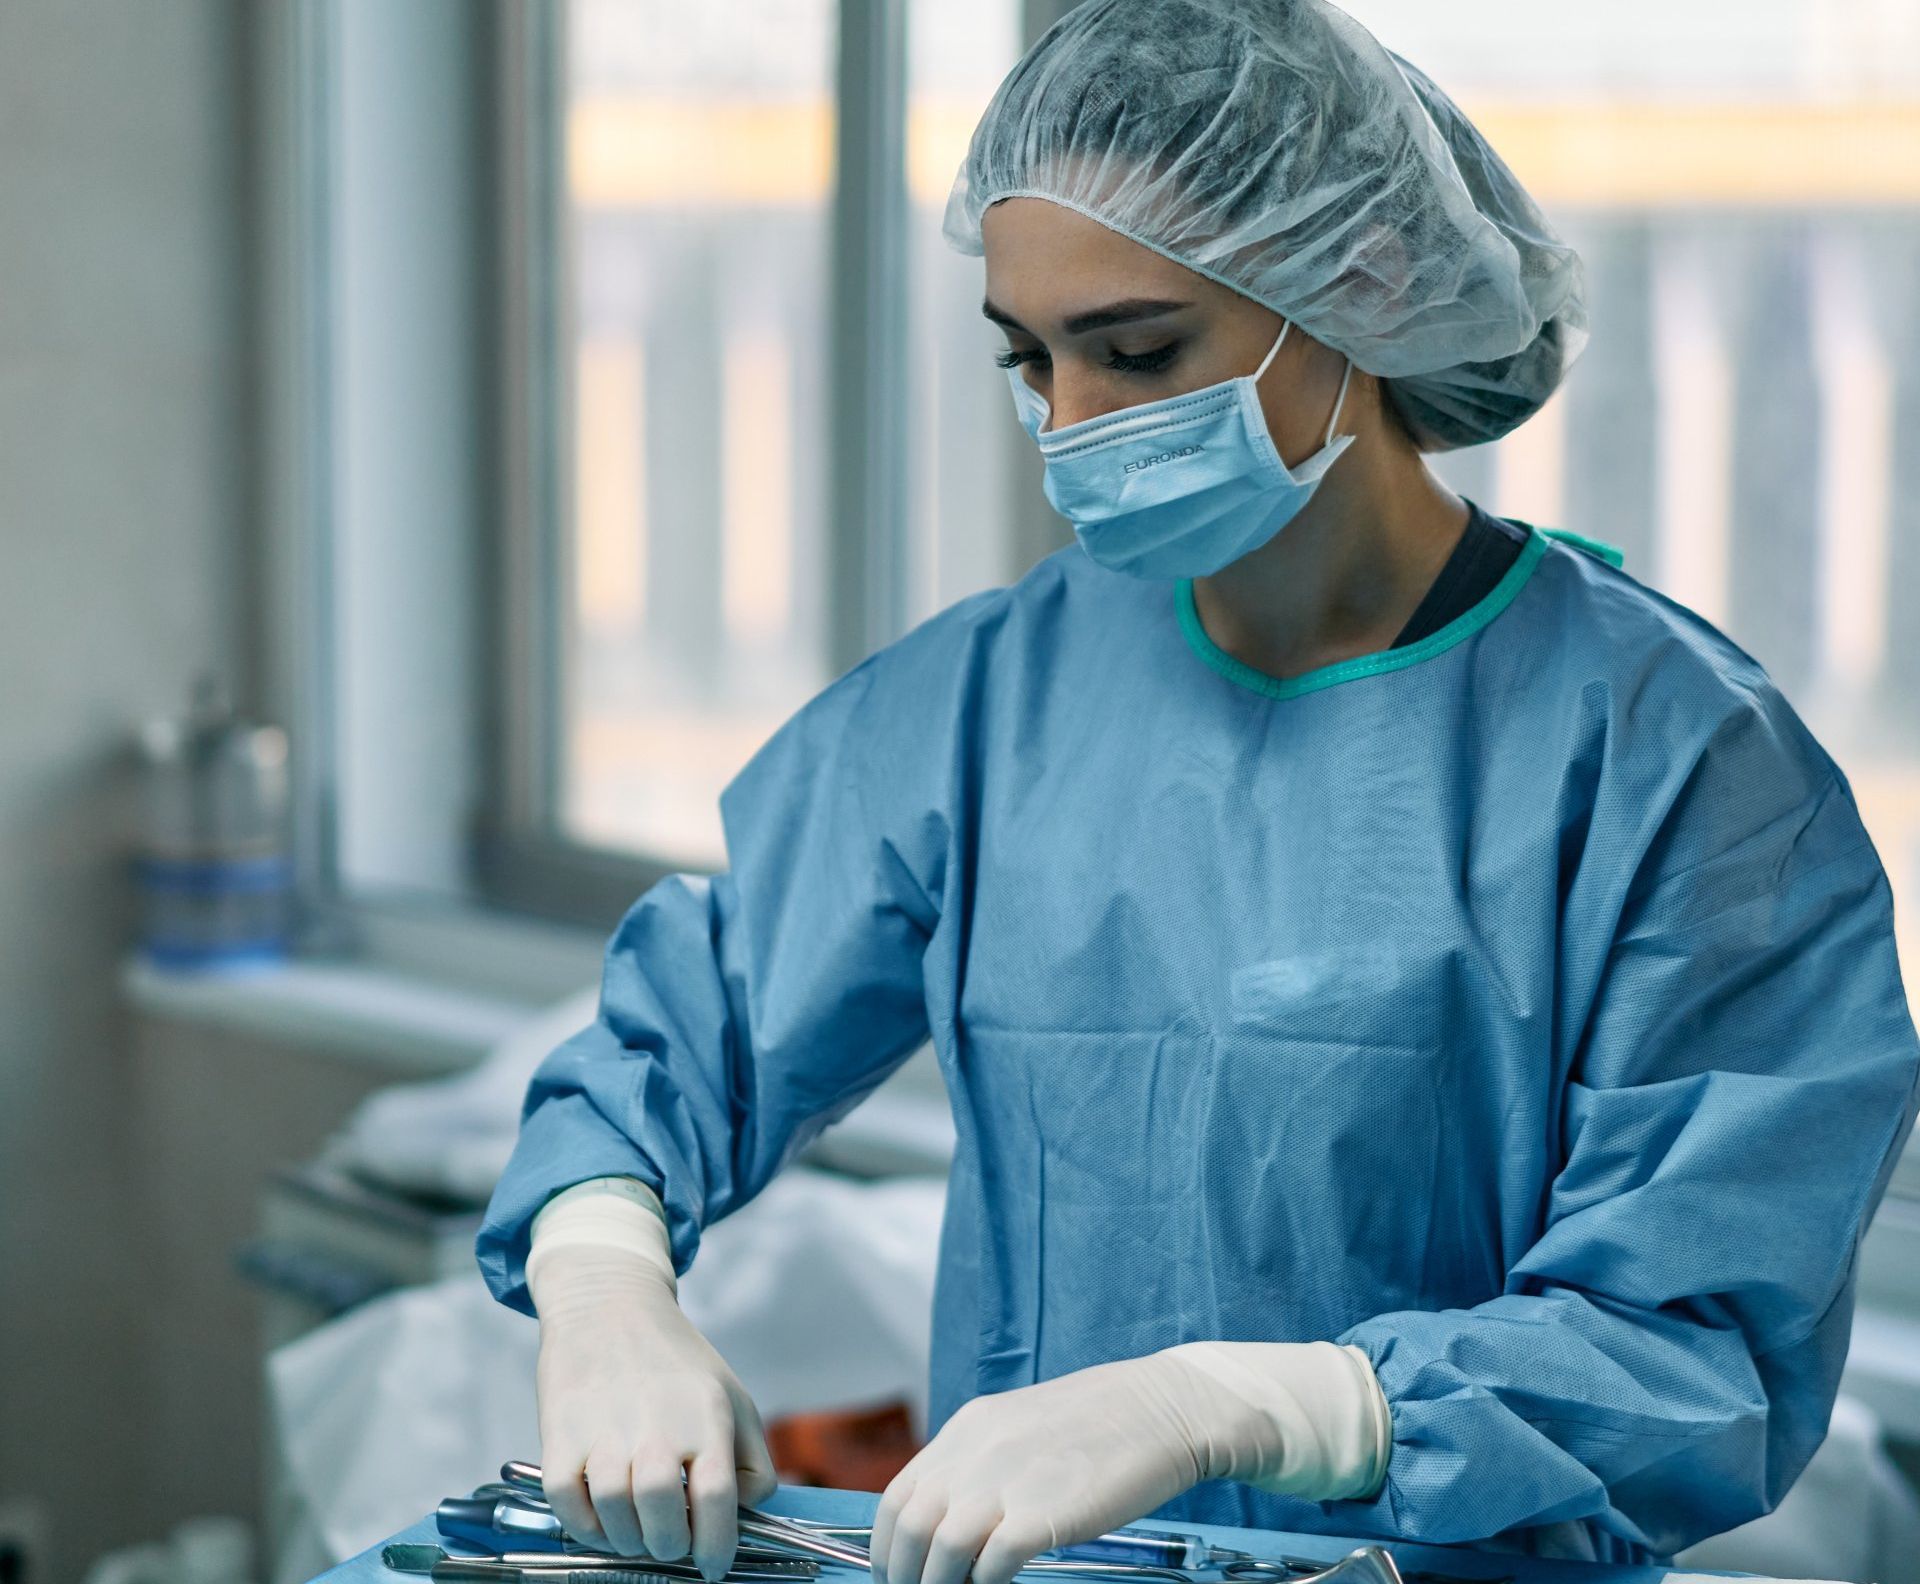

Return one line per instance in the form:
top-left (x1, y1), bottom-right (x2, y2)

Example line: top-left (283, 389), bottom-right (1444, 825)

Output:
top-left (0, 1), bottom-right (251, 1575)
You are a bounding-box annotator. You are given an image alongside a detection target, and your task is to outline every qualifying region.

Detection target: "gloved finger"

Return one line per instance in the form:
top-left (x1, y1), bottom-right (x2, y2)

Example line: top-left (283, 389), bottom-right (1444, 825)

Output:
top-left (731, 1388), bottom-right (781, 1506)
top-left (873, 1433), bottom-right (949, 1556)
top-left (882, 1486), bottom-right (948, 1584)
top-left (687, 1446), bottom-right (741, 1582)
top-left (972, 1516), bottom-right (1052, 1584)
top-left (586, 1448), bottom-right (647, 1559)
top-left (540, 1450), bottom-right (606, 1551)
top-left (869, 1467), bottom-right (918, 1583)
top-left (631, 1452), bottom-right (694, 1560)
top-left (922, 1501), bottom-right (999, 1584)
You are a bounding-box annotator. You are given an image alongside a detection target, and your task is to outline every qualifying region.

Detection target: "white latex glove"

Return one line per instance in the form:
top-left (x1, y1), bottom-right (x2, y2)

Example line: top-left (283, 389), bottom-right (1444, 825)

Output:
top-left (869, 1353), bottom-right (1233, 1584)
top-left (526, 1184), bottom-right (778, 1578)
top-left (871, 1344), bottom-right (1388, 1584)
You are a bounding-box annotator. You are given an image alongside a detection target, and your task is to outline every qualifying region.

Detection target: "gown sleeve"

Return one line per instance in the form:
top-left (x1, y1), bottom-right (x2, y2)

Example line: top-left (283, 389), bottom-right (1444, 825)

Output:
top-left (476, 647), bottom-right (948, 1315)
top-left (1331, 700), bottom-right (1920, 1558)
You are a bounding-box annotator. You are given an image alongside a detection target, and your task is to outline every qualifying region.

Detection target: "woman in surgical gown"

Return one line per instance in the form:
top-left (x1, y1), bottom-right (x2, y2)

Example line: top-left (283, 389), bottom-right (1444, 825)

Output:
top-left (479, 0), bottom-right (1920, 1576)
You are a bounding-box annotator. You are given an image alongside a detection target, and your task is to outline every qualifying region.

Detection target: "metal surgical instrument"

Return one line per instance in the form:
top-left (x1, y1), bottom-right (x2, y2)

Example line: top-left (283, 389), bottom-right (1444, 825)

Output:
top-left (436, 1492), bottom-right (818, 1577)
top-left (780, 1521), bottom-right (1294, 1576)
top-left (504, 1465), bottom-right (1220, 1582)
top-left (730, 1515), bottom-right (1425, 1584)
top-left (495, 1464), bottom-right (1408, 1584)
top-left (792, 1527), bottom-right (1407, 1584)
top-left (390, 1548), bottom-right (719, 1572)
top-left (494, 1476), bottom-right (1194, 1584)
top-left (385, 1547), bottom-right (770, 1584)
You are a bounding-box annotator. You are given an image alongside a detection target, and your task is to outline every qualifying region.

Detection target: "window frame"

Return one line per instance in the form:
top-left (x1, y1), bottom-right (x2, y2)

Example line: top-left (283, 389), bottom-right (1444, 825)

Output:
top-left (475, 0), bottom-right (924, 926)
top-left (478, 0), bottom-right (1081, 927)
top-left (473, 0), bottom-right (662, 927)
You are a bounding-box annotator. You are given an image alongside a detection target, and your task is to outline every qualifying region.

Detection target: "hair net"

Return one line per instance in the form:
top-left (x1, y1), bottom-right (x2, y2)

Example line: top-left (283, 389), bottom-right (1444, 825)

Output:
top-left (942, 0), bottom-right (1588, 450)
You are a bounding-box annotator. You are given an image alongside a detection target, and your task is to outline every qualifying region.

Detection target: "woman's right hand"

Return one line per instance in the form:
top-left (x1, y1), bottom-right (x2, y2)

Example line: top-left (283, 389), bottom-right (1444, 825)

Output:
top-left (529, 1243), bottom-right (779, 1578)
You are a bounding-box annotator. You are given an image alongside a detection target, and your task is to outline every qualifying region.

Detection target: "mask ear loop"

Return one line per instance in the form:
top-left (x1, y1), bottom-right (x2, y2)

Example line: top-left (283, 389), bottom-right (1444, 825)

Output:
top-left (1324, 356), bottom-right (1355, 444)
top-left (1254, 322), bottom-right (1352, 445)
top-left (1253, 318), bottom-right (1292, 382)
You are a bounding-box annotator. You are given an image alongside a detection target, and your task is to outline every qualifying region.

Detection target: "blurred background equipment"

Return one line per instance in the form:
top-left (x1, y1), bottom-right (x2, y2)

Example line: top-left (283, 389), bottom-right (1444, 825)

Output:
top-left (79, 1516), bottom-right (257, 1584)
top-left (765, 1405), bottom-right (922, 1498)
top-left (135, 678), bottom-right (292, 972)
top-left (1675, 1395), bottom-right (1920, 1583)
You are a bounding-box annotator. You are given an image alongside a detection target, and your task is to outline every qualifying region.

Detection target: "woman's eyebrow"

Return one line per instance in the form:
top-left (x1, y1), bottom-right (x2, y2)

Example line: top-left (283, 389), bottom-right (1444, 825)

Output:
top-left (981, 297), bottom-right (1193, 335)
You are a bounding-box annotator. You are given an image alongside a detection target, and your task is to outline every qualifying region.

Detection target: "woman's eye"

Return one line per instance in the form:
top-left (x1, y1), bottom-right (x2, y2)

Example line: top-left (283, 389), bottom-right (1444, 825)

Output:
top-left (1106, 342), bottom-right (1181, 375)
top-left (992, 342), bottom-right (1180, 374)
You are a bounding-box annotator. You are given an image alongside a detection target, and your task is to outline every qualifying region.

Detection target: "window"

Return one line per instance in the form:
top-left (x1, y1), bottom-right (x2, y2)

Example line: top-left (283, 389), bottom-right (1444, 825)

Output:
top-left (560, 0), bottom-right (840, 868)
top-left (1338, 0), bottom-right (1920, 981)
top-left (488, 0), bottom-right (1920, 982)
top-left (493, 0), bottom-right (1027, 899)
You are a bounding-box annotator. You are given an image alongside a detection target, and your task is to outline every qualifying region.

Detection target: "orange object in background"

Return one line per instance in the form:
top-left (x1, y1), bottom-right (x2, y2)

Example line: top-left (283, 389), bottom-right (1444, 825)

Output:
top-left (767, 1400), bottom-right (923, 1493)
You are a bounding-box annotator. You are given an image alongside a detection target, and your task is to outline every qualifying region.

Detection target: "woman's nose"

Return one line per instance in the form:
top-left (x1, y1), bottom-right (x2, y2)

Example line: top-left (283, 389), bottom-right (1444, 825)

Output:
top-left (1041, 376), bottom-right (1124, 431)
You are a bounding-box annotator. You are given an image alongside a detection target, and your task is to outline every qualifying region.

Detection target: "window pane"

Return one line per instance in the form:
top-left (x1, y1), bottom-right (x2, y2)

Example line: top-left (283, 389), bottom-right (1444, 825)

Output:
top-left (561, 0), bottom-right (837, 867)
top-left (1343, 0), bottom-right (1920, 989)
top-left (901, 0), bottom-right (1027, 626)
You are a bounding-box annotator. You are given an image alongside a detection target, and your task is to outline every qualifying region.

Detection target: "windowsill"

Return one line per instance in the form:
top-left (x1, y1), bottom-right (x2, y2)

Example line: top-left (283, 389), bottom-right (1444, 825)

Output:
top-left (116, 893), bottom-right (957, 1172)
top-left (120, 897), bottom-right (607, 1078)
top-left (343, 891), bottom-right (610, 1002)
top-left (121, 953), bottom-right (542, 1077)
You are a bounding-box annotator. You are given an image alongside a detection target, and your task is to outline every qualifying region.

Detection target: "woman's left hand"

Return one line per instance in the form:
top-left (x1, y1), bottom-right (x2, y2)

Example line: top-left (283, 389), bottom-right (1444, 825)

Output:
top-left (870, 1353), bottom-right (1241, 1584)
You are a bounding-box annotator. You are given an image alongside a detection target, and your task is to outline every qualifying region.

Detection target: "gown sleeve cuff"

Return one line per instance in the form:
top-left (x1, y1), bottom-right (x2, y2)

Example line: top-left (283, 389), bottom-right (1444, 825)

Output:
top-left (1160, 1339), bottom-right (1391, 1502)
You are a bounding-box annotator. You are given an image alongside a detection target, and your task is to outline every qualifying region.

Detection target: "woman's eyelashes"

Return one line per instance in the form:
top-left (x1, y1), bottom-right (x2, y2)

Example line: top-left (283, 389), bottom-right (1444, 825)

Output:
top-left (1107, 342), bottom-right (1181, 374)
top-left (993, 342), bottom-right (1184, 375)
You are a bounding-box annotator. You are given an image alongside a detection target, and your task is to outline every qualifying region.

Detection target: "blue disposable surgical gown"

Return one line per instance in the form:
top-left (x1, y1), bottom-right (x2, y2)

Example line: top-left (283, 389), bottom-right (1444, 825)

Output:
top-left (478, 526), bottom-right (1920, 1564)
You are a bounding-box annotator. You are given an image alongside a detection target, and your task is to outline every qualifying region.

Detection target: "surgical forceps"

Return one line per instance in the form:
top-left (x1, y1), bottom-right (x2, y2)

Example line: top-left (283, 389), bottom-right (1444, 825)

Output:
top-left (775, 1520), bottom-right (1309, 1577)
top-left (766, 1526), bottom-right (1499, 1584)
top-left (779, 1528), bottom-right (1509, 1584)
top-left (497, 1465), bottom-right (1409, 1584)
top-left (757, 1519), bottom-right (1433, 1584)
top-left (389, 1546), bottom-right (811, 1582)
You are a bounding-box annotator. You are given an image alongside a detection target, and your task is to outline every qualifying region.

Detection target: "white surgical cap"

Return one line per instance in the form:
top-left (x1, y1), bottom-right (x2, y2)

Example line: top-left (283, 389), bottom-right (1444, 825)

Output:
top-left (942, 0), bottom-right (1588, 450)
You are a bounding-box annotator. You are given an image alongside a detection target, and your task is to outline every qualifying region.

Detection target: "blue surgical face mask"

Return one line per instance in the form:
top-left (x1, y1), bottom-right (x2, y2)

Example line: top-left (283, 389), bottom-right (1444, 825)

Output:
top-left (1006, 320), bottom-right (1355, 579)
